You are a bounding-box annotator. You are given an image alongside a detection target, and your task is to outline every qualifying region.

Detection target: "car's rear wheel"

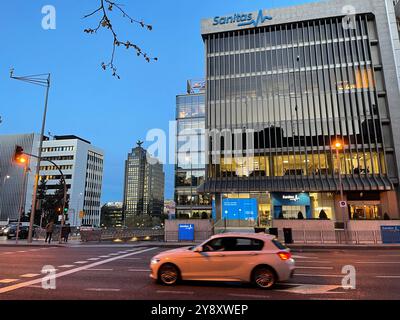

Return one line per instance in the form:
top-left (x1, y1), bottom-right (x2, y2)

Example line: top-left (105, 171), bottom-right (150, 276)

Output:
top-left (252, 266), bottom-right (277, 289)
top-left (158, 264), bottom-right (180, 286)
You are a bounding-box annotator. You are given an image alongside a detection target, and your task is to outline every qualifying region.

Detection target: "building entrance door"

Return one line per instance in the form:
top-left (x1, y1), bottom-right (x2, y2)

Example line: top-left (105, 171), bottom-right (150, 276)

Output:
top-left (349, 203), bottom-right (381, 220)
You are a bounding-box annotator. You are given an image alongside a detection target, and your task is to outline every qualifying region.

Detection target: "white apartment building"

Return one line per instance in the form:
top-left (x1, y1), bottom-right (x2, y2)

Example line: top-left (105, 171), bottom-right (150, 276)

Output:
top-left (40, 135), bottom-right (104, 227)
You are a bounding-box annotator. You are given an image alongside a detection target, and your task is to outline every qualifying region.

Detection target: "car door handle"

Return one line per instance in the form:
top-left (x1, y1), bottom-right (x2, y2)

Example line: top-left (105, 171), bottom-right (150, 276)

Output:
top-left (250, 253), bottom-right (259, 256)
top-left (217, 254), bottom-right (225, 257)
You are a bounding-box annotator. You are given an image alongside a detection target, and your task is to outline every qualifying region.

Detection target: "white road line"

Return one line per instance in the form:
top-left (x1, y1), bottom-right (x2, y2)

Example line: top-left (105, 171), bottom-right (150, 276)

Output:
top-left (297, 261), bottom-right (332, 264)
top-left (20, 274), bottom-right (40, 278)
top-left (74, 261), bottom-right (88, 264)
top-left (0, 279), bottom-right (18, 284)
top-left (85, 288), bottom-right (121, 292)
top-left (87, 258), bottom-right (100, 261)
top-left (356, 261), bottom-right (400, 264)
top-left (84, 268), bottom-right (114, 272)
top-left (118, 251), bottom-right (128, 254)
top-left (376, 275), bottom-right (400, 278)
top-left (109, 253), bottom-right (119, 256)
top-left (277, 284), bottom-right (342, 295)
top-left (228, 293), bottom-right (270, 299)
top-left (128, 269), bottom-right (150, 272)
top-left (58, 265), bottom-right (75, 268)
top-left (294, 273), bottom-right (343, 278)
top-left (292, 255), bottom-right (318, 259)
top-left (156, 290), bottom-right (194, 295)
top-left (0, 247), bottom-right (157, 294)
top-left (296, 266), bottom-right (334, 270)
top-left (18, 251), bottom-right (27, 253)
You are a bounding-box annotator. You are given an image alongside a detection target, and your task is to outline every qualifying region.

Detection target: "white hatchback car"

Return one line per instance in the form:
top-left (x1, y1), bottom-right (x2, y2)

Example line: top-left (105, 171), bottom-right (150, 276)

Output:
top-left (150, 233), bottom-right (295, 289)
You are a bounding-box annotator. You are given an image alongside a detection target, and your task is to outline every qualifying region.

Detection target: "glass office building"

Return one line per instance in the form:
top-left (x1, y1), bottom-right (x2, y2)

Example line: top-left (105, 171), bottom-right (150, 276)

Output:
top-left (199, 0), bottom-right (400, 224)
top-left (175, 80), bottom-right (212, 218)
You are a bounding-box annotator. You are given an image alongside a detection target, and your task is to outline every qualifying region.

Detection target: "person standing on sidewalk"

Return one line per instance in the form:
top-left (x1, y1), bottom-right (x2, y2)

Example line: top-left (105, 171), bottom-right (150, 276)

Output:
top-left (45, 221), bottom-right (54, 243)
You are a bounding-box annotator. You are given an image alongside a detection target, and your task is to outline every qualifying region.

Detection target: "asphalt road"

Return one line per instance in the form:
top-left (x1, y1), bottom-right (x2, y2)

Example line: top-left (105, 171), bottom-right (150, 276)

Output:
top-left (0, 244), bottom-right (400, 300)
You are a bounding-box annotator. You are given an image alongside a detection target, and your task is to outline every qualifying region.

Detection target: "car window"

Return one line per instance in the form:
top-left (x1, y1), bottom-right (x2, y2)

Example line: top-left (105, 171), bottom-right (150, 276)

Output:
top-left (203, 237), bottom-right (264, 252)
top-left (271, 239), bottom-right (288, 250)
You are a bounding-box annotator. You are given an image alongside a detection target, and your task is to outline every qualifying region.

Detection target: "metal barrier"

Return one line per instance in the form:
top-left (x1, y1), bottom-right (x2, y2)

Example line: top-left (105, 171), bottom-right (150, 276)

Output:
top-left (80, 228), bottom-right (165, 242)
top-left (281, 229), bottom-right (382, 244)
top-left (164, 230), bottom-right (213, 243)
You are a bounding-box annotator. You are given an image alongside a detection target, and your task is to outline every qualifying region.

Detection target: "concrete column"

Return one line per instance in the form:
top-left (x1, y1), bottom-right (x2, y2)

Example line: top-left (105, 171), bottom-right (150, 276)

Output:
top-left (334, 193), bottom-right (349, 222)
top-left (215, 193), bottom-right (222, 221)
top-left (380, 190), bottom-right (400, 219)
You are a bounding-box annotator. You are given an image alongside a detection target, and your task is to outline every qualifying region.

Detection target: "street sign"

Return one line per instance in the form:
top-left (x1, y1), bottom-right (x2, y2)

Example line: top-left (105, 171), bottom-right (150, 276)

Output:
top-left (339, 201), bottom-right (347, 208)
top-left (381, 226), bottom-right (400, 244)
top-left (178, 224), bottom-right (194, 241)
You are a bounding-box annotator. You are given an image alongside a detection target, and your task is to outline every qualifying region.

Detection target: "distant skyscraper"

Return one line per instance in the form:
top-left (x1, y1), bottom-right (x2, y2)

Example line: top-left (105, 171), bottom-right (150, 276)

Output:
top-left (123, 141), bottom-right (164, 226)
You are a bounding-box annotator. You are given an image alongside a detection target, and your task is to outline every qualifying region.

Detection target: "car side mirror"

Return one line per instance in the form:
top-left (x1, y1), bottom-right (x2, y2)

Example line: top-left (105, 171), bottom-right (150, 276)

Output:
top-left (193, 246), bottom-right (203, 253)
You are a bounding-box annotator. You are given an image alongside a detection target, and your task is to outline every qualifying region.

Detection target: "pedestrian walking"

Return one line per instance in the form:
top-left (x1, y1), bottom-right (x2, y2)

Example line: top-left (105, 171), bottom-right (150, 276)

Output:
top-left (63, 223), bottom-right (71, 243)
top-left (45, 221), bottom-right (54, 243)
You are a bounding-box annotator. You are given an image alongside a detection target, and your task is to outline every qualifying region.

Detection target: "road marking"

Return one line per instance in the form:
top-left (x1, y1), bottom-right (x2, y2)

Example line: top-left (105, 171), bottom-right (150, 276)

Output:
top-left (0, 279), bottom-right (18, 284)
top-left (120, 257), bottom-right (141, 260)
top-left (228, 293), bottom-right (270, 299)
top-left (128, 269), bottom-right (151, 272)
top-left (376, 275), bottom-right (400, 278)
top-left (297, 261), bottom-right (332, 264)
top-left (277, 284), bottom-right (342, 295)
top-left (296, 266), bottom-right (334, 270)
top-left (87, 258), bottom-right (100, 261)
top-left (18, 251), bottom-right (27, 253)
top-left (118, 251), bottom-right (128, 254)
top-left (294, 274), bottom-right (343, 278)
top-left (0, 247), bottom-right (157, 294)
top-left (156, 290), bottom-right (194, 295)
top-left (58, 265), bottom-right (75, 268)
top-left (74, 261), bottom-right (88, 264)
top-left (84, 268), bottom-right (114, 272)
top-left (109, 253), bottom-right (119, 256)
top-left (356, 261), bottom-right (400, 264)
top-left (292, 255), bottom-right (318, 259)
top-left (85, 288), bottom-right (121, 292)
top-left (20, 274), bottom-right (40, 278)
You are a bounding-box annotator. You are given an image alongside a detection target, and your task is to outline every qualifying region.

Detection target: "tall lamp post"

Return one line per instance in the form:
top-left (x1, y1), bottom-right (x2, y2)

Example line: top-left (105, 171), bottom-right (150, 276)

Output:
top-left (10, 70), bottom-right (51, 243)
top-left (332, 140), bottom-right (347, 238)
top-left (0, 175), bottom-right (11, 219)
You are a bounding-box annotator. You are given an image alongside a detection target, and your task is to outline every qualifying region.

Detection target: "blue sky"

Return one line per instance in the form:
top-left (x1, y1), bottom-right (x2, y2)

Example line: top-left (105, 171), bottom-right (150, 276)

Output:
top-left (0, 0), bottom-right (318, 203)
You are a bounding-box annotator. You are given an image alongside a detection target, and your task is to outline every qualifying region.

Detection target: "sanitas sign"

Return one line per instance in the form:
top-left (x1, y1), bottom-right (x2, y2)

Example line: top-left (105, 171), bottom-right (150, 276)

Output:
top-left (213, 9), bottom-right (272, 28)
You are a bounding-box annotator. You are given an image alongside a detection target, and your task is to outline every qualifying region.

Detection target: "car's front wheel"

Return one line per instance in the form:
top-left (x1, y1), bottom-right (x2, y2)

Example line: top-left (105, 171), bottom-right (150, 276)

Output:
top-left (158, 263), bottom-right (180, 286)
top-left (252, 266), bottom-right (277, 289)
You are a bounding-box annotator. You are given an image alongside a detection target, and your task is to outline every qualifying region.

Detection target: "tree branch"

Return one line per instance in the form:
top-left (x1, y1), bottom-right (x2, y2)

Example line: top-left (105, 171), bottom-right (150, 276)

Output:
top-left (83, 0), bottom-right (157, 79)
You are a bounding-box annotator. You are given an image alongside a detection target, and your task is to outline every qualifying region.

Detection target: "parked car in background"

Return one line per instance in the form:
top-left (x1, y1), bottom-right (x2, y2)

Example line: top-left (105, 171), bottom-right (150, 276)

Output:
top-left (150, 233), bottom-right (295, 289)
top-left (2, 224), bottom-right (38, 240)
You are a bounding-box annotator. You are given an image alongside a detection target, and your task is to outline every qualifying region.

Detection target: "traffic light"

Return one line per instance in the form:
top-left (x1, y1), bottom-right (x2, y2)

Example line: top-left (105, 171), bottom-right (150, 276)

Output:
top-left (14, 145), bottom-right (28, 165)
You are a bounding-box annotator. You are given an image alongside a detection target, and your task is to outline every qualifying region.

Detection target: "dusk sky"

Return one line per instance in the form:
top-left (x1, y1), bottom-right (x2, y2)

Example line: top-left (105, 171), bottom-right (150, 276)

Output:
top-left (0, 0), bottom-right (317, 203)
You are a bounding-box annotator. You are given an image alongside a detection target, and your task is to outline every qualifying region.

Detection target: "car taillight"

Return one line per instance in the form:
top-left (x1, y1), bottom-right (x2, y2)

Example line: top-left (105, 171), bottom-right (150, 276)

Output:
top-left (277, 251), bottom-right (292, 261)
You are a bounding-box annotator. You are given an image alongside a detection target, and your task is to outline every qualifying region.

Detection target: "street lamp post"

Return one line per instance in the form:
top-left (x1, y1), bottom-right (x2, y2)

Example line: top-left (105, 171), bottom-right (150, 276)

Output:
top-left (10, 70), bottom-right (51, 243)
top-left (333, 140), bottom-right (347, 241)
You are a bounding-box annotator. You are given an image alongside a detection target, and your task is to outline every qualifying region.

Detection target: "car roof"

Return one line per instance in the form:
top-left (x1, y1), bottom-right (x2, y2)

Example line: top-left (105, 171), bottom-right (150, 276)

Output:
top-left (209, 232), bottom-right (275, 241)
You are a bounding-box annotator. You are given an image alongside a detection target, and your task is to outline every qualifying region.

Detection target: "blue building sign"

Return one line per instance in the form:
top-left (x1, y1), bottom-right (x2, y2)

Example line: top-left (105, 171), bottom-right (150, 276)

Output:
top-left (271, 193), bottom-right (312, 219)
top-left (212, 198), bottom-right (258, 221)
top-left (381, 226), bottom-right (400, 244)
top-left (178, 224), bottom-right (195, 241)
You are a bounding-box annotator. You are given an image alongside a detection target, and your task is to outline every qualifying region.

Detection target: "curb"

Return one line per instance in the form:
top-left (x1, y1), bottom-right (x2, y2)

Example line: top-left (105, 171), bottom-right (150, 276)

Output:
top-left (287, 244), bottom-right (400, 250)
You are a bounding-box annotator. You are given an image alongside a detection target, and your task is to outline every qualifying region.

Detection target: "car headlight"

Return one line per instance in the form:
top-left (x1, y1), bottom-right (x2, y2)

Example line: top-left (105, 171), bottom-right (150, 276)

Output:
top-left (151, 258), bottom-right (160, 265)
top-left (3, 228), bottom-right (9, 234)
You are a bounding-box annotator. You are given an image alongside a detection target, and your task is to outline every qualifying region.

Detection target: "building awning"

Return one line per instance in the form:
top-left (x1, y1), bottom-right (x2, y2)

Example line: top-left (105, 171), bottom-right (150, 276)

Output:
top-left (197, 175), bottom-right (395, 194)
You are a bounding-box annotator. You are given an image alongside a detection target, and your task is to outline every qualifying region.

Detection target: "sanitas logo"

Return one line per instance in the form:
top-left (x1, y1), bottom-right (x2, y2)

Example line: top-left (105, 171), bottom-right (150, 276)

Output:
top-left (213, 9), bottom-right (272, 27)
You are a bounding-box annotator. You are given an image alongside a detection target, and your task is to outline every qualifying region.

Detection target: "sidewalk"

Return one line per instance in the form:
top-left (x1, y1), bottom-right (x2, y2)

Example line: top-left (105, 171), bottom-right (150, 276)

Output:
top-left (2, 238), bottom-right (400, 250)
